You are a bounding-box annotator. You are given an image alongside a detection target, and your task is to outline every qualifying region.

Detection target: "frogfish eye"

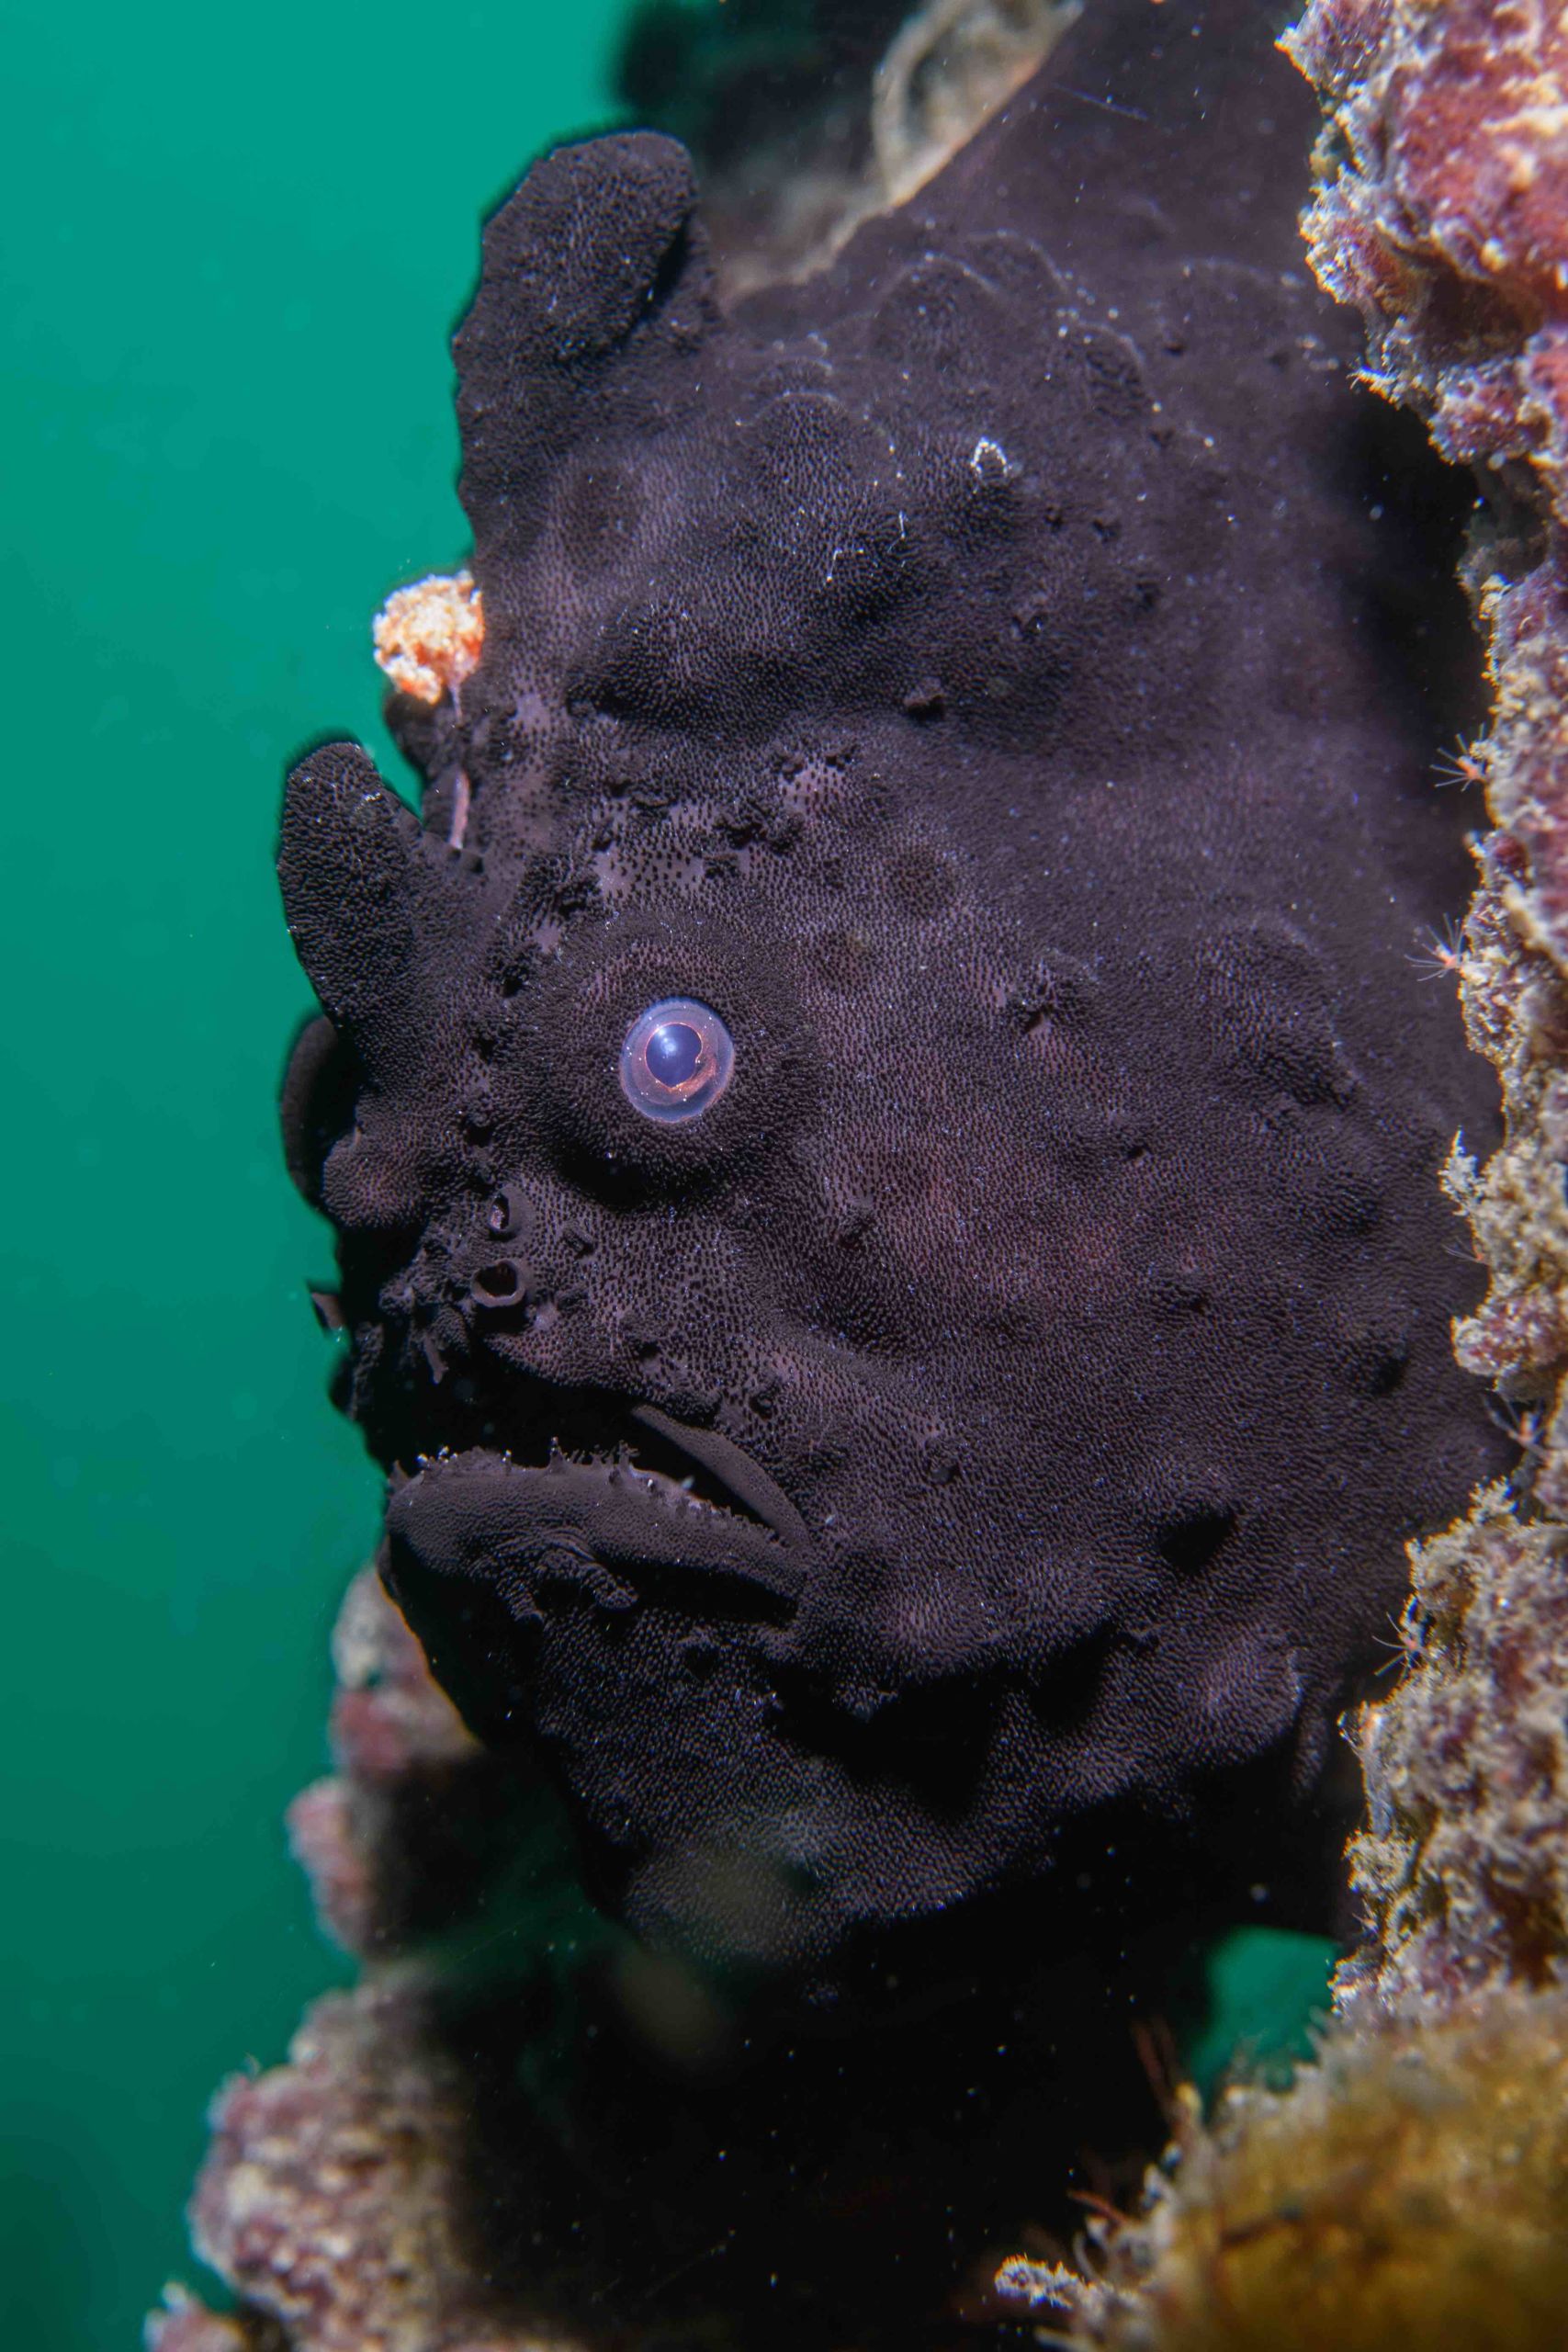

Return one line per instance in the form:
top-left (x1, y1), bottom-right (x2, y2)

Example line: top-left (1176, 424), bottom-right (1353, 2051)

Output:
top-left (619, 997), bottom-right (735, 1124)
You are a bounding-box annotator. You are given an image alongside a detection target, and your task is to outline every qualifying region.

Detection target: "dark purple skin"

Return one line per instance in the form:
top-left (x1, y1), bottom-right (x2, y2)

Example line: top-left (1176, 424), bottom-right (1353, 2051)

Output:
top-left (279, 0), bottom-right (1503, 1990)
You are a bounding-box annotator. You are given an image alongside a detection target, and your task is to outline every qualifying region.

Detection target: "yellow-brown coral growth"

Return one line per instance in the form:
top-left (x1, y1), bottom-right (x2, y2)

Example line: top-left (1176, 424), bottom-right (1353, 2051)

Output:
top-left (999, 1992), bottom-right (1568, 2352)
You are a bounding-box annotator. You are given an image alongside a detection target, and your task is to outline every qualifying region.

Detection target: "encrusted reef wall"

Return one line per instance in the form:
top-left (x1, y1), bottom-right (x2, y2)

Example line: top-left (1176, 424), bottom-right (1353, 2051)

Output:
top-left (149, 1573), bottom-right (605, 2352)
top-left (998, 5), bottom-right (1568, 2341)
top-left (1291, 0), bottom-right (1568, 1479)
top-left (1253, 0), bottom-right (1568, 2008)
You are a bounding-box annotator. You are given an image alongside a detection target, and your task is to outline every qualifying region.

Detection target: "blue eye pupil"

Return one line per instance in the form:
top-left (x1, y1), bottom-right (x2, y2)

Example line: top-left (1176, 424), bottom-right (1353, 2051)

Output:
top-left (646, 1022), bottom-right (703, 1086)
top-left (620, 997), bottom-right (735, 1125)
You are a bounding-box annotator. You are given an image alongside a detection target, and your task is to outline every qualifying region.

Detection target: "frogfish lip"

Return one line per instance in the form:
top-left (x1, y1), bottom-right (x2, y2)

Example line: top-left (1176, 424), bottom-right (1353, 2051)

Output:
top-left (384, 1437), bottom-right (807, 1699)
top-left (624, 1403), bottom-right (816, 1559)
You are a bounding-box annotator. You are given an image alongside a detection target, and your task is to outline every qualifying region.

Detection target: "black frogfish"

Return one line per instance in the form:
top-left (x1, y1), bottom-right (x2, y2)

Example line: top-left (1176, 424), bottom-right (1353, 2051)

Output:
top-left (278, 0), bottom-right (1503, 1993)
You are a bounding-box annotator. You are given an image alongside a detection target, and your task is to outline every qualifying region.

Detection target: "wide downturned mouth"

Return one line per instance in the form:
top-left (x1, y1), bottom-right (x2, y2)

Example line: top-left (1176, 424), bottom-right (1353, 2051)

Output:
top-left (388, 1369), bottom-right (817, 1634)
top-left (400, 1360), bottom-right (809, 1548)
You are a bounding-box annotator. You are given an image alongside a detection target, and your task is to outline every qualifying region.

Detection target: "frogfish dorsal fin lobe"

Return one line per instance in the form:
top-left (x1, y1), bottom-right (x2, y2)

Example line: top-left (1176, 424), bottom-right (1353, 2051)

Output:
top-left (455, 131), bottom-right (715, 569)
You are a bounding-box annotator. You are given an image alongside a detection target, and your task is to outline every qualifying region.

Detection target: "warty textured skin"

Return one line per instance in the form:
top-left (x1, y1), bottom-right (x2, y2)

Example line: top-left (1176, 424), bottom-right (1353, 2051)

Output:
top-left (278, 0), bottom-right (1505, 1986)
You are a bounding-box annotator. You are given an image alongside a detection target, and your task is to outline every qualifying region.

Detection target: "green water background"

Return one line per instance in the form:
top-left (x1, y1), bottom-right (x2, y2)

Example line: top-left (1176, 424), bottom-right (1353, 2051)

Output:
top-left (0, 7), bottom-right (1332, 2346)
top-left (2, 9), bottom-right (623, 2344)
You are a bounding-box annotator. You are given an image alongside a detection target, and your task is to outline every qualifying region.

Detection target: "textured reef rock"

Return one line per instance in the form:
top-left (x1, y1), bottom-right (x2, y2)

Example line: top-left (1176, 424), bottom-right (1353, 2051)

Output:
top-left (150, 1579), bottom-right (580, 2352)
top-left (277, 0), bottom-right (1502, 1998)
top-left (165, 1977), bottom-right (527, 2352)
top-left (996, 5), bottom-right (1568, 2342)
top-left (1288, 0), bottom-right (1568, 1497)
top-left (1249, 0), bottom-right (1568, 2016)
top-left (1338, 1485), bottom-right (1568, 2019)
top-left (1279, 0), bottom-right (1568, 1496)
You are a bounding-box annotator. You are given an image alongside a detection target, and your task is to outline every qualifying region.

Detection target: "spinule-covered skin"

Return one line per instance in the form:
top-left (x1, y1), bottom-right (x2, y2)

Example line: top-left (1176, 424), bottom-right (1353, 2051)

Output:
top-left (277, 0), bottom-right (1500, 1992)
